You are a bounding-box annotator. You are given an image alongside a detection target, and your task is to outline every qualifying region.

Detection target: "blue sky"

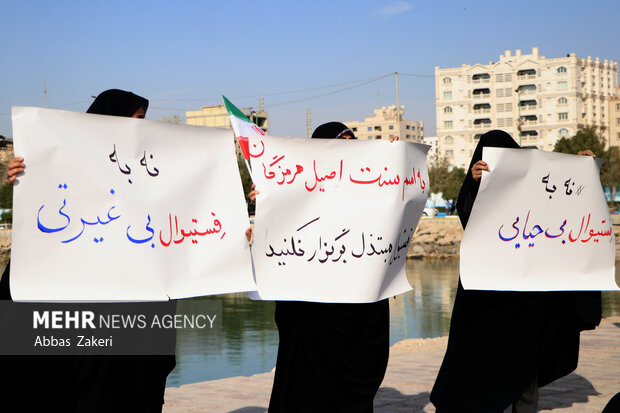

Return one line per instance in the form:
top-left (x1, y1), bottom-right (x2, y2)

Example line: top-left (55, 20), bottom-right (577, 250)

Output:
top-left (1, 0), bottom-right (618, 138)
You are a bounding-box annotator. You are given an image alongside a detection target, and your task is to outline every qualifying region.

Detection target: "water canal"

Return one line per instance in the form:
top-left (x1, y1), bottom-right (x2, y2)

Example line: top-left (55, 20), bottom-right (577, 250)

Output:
top-left (166, 260), bottom-right (620, 387)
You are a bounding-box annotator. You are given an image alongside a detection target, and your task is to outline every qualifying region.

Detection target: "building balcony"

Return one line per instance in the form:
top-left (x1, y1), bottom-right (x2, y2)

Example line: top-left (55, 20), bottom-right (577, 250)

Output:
top-left (473, 93), bottom-right (491, 99)
top-left (517, 74), bottom-right (536, 80)
top-left (473, 118), bottom-right (492, 129)
top-left (519, 106), bottom-right (537, 114)
top-left (472, 78), bottom-right (490, 84)
top-left (474, 108), bottom-right (491, 114)
top-left (474, 123), bottom-right (491, 129)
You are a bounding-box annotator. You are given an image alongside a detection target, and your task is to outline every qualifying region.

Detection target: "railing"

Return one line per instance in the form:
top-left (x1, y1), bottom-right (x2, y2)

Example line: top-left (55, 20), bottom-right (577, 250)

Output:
top-left (472, 78), bottom-right (490, 84)
top-left (472, 93), bottom-right (491, 99)
top-left (517, 74), bottom-right (536, 80)
top-left (474, 108), bottom-right (491, 114)
top-left (474, 123), bottom-right (492, 129)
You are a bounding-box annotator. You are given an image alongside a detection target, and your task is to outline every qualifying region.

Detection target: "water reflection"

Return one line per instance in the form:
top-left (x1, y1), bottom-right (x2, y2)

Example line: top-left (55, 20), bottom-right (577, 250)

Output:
top-left (166, 260), bottom-right (620, 387)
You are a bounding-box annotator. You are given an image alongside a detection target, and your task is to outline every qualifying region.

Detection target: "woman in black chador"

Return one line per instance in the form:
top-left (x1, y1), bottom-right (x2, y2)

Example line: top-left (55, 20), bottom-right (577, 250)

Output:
top-left (267, 122), bottom-right (390, 413)
top-left (430, 130), bottom-right (601, 413)
top-left (3, 89), bottom-right (175, 413)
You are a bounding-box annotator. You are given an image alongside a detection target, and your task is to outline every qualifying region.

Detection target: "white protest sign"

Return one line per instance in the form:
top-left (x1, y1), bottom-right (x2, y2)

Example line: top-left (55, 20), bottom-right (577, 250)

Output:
top-left (460, 148), bottom-right (618, 291)
top-left (249, 134), bottom-right (429, 303)
top-left (11, 107), bottom-right (256, 301)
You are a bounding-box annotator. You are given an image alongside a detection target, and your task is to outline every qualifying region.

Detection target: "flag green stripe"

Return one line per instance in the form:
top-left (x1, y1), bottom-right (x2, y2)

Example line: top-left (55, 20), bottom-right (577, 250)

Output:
top-left (222, 95), bottom-right (252, 122)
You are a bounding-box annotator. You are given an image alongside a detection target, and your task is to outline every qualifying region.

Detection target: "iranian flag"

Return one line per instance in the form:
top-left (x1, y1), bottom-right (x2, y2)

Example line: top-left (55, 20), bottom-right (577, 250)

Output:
top-left (222, 95), bottom-right (265, 181)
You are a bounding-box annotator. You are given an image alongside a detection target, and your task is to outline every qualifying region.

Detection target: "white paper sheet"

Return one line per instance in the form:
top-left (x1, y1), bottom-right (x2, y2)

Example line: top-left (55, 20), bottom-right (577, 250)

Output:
top-left (10, 107), bottom-right (256, 301)
top-left (249, 134), bottom-right (430, 302)
top-left (460, 147), bottom-right (618, 291)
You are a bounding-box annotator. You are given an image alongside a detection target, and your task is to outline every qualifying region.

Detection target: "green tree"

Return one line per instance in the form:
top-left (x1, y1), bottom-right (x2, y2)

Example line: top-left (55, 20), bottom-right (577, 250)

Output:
top-left (553, 127), bottom-right (606, 157)
top-left (1, 210), bottom-right (11, 224)
top-left (601, 146), bottom-right (620, 206)
top-left (444, 167), bottom-right (466, 207)
top-left (428, 155), bottom-right (466, 211)
top-left (0, 183), bottom-right (12, 209)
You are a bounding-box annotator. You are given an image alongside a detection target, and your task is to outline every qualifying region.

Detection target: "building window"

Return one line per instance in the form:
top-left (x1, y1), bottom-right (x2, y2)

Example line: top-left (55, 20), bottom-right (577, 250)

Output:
top-left (558, 97), bottom-right (568, 105)
top-left (351, 127), bottom-right (357, 132)
top-left (557, 81), bottom-right (568, 89)
top-left (445, 135), bottom-right (454, 143)
top-left (557, 66), bottom-right (567, 74)
top-left (375, 135), bottom-right (382, 139)
top-left (368, 135), bottom-right (373, 139)
top-left (473, 134), bottom-right (482, 141)
top-left (406, 125), bottom-right (410, 129)
top-left (389, 125), bottom-right (394, 130)
top-left (374, 126), bottom-right (381, 131)
top-left (443, 77), bottom-right (451, 84)
top-left (444, 121), bottom-right (453, 128)
top-left (616, 103), bottom-right (620, 111)
top-left (367, 126), bottom-right (372, 131)
top-left (445, 150), bottom-right (454, 157)
top-left (559, 128), bottom-right (569, 136)
top-left (617, 118), bottom-right (620, 125)
top-left (443, 91), bottom-right (452, 99)
top-left (406, 134), bottom-right (410, 139)
top-left (444, 106), bottom-right (453, 113)
top-left (558, 113), bottom-right (568, 120)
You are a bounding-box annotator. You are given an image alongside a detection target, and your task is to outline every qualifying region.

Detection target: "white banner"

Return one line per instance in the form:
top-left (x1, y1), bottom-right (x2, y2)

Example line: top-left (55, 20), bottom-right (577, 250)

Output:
top-left (460, 148), bottom-right (618, 291)
top-left (11, 107), bottom-right (256, 301)
top-left (249, 135), bottom-right (429, 302)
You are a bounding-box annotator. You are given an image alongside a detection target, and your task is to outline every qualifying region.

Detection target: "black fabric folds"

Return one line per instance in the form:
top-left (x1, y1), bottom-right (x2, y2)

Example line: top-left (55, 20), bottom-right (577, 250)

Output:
top-left (269, 300), bottom-right (389, 413)
top-left (86, 89), bottom-right (149, 118)
top-left (430, 130), bottom-right (602, 412)
top-left (311, 121), bottom-right (356, 140)
top-left (268, 122), bottom-right (388, 412)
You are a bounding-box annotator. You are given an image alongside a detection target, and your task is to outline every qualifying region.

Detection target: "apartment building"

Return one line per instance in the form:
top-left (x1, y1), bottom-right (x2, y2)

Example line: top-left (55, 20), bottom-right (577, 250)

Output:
top-left (610, 87), bottom-right (620, 149)
top-left (344, 105), bottom-right (424, 143)
top-left (435, 47), bottom-right (618, 168)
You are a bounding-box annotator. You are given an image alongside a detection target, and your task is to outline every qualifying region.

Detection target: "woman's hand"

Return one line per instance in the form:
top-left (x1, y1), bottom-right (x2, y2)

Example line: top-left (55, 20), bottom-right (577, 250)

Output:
top-left (471, 160), bottom-right (489, 183)
top-left (7, 157), bottom-right (25, 185)
top-left (249, 184), bottom-right (259, 202)
top-left (245, 227), bottom-right (253, 242)
top-left (389, 135), bottom-right (399, 143)
top-left (577, 149), bottom-right (596, 158)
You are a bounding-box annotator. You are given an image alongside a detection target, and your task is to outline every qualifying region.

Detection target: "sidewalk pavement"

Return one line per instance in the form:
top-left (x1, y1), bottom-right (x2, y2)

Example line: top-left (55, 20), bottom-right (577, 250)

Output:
top-left (164, 316), bottom-right (620, 412)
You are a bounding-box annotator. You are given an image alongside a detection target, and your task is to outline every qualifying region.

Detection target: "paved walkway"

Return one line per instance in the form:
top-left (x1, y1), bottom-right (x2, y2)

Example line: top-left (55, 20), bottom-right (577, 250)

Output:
top-left (164, 316), bottom-right (620, 412)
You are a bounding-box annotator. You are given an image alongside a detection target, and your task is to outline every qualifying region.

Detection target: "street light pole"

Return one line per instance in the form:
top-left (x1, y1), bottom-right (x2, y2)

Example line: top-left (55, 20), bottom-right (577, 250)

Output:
top-left (395, 72), bottom-right (401, 139)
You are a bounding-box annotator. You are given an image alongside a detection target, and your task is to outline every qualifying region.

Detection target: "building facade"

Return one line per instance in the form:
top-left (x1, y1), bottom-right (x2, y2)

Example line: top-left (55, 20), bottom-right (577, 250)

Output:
top-left (186, 104), bottom-right (268, 133)
top-left (423, 136), bottom-right (438, 161)
top-left (344, 105), bottom-right (424, 142)
top-left (435, 47), bottom-right (619, 168)
top-left (609, 87), bottom-right (620, 149)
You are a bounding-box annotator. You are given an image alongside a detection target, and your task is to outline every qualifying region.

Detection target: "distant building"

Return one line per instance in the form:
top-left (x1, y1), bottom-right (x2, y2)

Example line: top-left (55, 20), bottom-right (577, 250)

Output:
top-left (423, 136), bottom-right (438, 161)
top-left (435, 47), bottom-right (619, 168)
top-left (609, 86), bottom-right (620, 150)
top-left (185, 104), bottom-right (268, 133)
top-left (344, 106), bottom-right (424, 142)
